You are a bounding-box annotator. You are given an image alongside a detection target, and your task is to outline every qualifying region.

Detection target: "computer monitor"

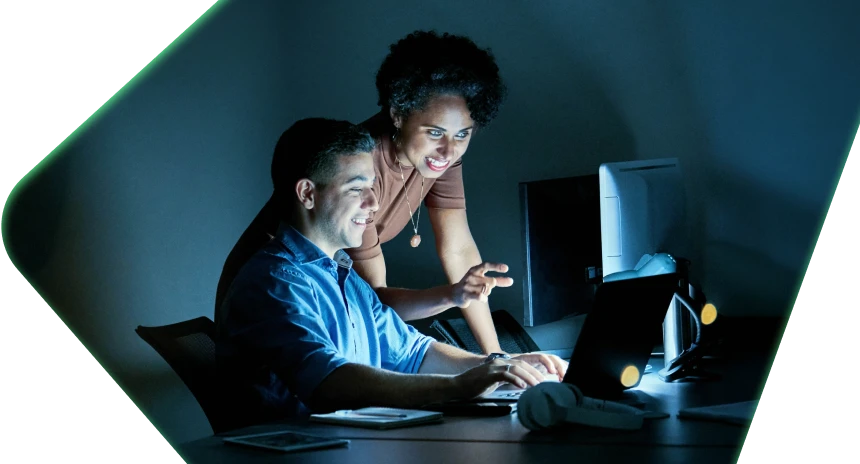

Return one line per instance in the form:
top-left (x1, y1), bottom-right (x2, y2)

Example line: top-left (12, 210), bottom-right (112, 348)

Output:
top-left (519, 174), bottom-right (602, 327)
top-left (598, 158), bottom-right (689, 278)
top-left (599, 158), bottom-right (703, 362)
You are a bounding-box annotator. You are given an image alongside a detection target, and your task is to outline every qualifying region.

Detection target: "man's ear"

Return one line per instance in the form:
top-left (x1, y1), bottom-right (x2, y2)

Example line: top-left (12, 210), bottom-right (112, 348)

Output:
top-left (295, 178), bottom-right (316, 210)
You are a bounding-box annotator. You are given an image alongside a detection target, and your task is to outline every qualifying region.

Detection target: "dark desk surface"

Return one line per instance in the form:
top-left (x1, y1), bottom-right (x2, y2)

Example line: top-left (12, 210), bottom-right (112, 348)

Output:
top-left (179, 351), bottom-right (769, 464)
top-left (184, 439), bottom-right (742, 464)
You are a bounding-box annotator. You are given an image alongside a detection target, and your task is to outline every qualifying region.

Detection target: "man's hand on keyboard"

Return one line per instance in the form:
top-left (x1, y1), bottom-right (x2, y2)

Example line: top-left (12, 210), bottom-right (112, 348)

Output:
top-left (454, 357), bottom-right (546, 399)
top-left (509, 353), bottom-right (568, 381)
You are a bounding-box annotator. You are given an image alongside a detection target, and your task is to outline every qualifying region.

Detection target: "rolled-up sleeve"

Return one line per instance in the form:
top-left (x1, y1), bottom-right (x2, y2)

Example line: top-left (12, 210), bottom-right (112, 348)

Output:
top-left (366, 286), bottom-right (435, 373)
top-left (224, 269), bottom-right (349, 404)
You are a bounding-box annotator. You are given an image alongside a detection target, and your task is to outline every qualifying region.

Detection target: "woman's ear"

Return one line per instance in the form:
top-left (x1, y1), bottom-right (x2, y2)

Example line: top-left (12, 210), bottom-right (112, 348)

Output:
top-left (389, 107), bottom-right (403, 129)
top-left (295, 179), bottom-right (316, 210)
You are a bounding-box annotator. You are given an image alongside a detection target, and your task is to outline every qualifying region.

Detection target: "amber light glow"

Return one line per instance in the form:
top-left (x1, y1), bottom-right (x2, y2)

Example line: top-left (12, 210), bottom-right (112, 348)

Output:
top-left (701, 303), bottom-right (718, 325)
top-left (620, 365), bottom-right (640, 387)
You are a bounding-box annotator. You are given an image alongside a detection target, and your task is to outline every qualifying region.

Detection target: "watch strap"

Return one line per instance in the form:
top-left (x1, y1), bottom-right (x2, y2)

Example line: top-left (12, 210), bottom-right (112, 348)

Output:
top-left (483, 352), bottom-right (512, 364)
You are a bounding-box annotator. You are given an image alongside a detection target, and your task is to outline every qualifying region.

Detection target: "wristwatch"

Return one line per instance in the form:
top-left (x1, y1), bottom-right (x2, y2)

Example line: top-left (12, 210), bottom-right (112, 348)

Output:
top-left (483, 352), bottom-right (511, 364)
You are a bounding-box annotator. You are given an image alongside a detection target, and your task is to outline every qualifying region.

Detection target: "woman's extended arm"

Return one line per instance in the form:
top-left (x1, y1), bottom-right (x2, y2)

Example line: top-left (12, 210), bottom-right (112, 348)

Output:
top-left (350, 207), bottom-right (511, 355)
top-left (351, 252), bottom-right (461, 321)
top-left (427, 207), bottom-right (506, 354)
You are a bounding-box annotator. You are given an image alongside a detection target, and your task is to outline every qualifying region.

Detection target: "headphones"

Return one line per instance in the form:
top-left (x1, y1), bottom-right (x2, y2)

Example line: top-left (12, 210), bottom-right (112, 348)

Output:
top-left (517, 382), bottom-right (660, 431)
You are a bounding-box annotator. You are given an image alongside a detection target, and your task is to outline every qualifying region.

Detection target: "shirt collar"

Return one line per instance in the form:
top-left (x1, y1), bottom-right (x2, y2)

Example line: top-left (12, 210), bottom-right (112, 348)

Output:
top-left (275, 222), bottom-right (353, 269)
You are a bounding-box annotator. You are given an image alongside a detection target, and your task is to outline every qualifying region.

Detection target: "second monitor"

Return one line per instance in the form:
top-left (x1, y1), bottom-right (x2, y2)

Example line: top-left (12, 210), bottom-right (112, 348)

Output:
top-left (519, 174), bottom-right (602, 327)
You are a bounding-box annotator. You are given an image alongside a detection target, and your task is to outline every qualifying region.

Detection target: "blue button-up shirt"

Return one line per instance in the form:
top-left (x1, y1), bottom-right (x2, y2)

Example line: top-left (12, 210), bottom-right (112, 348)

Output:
top-left (215, 223), bottom-right (434, 427)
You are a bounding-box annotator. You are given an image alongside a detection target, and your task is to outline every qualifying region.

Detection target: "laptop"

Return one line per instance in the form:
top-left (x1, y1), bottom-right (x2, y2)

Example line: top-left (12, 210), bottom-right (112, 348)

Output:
top-left (473, 272), bottom-right (679, 403)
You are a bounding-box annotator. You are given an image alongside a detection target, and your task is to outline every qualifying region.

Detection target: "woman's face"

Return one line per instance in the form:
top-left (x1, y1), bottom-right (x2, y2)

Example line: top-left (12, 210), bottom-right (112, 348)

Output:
top-left (392, 94), bottom-right (475, 179)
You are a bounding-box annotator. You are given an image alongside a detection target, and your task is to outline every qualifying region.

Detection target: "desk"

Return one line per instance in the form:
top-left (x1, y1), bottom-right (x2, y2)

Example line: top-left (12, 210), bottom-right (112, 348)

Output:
top-left (180, 438), bottom-right (740, 464)
top-left (178, 351), bottom-right (768, 464)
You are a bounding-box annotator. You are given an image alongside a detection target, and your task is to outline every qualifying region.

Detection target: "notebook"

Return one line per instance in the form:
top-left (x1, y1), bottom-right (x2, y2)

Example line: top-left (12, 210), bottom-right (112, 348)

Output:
top-left (309, 407), bottom-right (443, 430)
top-left (472, 271), bottom-right (676, 404)
top-left (677, 400), bottom-right (758, 426)
top-left (562, 272), bottom-right (680, 399)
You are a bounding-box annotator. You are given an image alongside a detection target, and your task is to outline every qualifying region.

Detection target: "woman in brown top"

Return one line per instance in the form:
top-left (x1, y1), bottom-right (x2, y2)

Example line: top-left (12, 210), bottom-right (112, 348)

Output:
top-left (217, 31), bottom-right (539, 359)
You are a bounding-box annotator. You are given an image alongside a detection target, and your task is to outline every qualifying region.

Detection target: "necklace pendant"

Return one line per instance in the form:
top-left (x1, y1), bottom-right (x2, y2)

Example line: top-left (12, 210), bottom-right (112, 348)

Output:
top-left (410, 234), bottom-right (421, 248)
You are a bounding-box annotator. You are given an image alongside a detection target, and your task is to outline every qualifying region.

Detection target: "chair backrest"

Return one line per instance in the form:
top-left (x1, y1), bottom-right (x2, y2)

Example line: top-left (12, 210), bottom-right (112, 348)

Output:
top-left (135, 316), bottom-right (227, 434)
top-left (430, 309), bottom-right (542, 354)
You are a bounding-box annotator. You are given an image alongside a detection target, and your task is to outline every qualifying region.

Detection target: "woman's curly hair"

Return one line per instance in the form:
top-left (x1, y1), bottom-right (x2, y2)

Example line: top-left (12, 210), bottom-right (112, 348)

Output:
top-left (375, 30), bottom-right (507, 128)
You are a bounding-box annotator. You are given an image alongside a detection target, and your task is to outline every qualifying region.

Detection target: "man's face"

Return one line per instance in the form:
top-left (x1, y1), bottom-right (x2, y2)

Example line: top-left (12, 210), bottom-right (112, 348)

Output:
top-left (312, 153), bottom-right (378, 255)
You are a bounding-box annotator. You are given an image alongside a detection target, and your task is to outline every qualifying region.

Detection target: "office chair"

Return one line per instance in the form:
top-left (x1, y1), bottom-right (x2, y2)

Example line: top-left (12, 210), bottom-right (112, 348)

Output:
top-left (430, 309), bottom-right (541, 354)
top-left (135, 316), bottom-right (229, 434)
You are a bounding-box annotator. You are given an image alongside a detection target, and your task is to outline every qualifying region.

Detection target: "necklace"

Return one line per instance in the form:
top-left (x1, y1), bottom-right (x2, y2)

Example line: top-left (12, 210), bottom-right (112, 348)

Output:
top-left (395, 153), bottom-right (425, 248)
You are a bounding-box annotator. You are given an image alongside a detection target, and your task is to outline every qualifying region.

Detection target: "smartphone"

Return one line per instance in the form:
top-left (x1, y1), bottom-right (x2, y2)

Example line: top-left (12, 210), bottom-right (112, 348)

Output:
top-left (222, 430), bottom-right (349, 453)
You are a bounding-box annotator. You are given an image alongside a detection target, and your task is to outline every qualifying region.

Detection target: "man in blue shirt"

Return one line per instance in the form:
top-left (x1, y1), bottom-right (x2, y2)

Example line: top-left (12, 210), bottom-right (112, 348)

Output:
top-left (216, 118), bottom-right (567, 430)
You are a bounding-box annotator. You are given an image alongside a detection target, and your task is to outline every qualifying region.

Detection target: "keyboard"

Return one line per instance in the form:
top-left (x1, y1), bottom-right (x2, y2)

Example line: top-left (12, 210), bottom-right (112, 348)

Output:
top-left (475, 375), bottom-right (561, 402)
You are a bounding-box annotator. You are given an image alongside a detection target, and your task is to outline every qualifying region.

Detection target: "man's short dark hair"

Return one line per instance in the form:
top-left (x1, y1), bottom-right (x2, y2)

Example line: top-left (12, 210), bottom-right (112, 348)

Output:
top-left (271, 118), bottom-right (376, 202)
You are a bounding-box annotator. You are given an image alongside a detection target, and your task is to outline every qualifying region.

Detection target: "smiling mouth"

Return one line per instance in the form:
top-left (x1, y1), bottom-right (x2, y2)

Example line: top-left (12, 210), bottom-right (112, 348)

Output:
top-left (425, 157), bottom-right (450, 172)
top-left (352, 218), bottom-right (373, 226)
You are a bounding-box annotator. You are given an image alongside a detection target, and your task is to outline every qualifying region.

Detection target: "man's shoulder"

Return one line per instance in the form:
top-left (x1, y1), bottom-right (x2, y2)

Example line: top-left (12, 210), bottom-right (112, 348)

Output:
top-left (235, 242), bottom-right (312, 289)
top-left (345, 268), bottom-right (385, 310)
